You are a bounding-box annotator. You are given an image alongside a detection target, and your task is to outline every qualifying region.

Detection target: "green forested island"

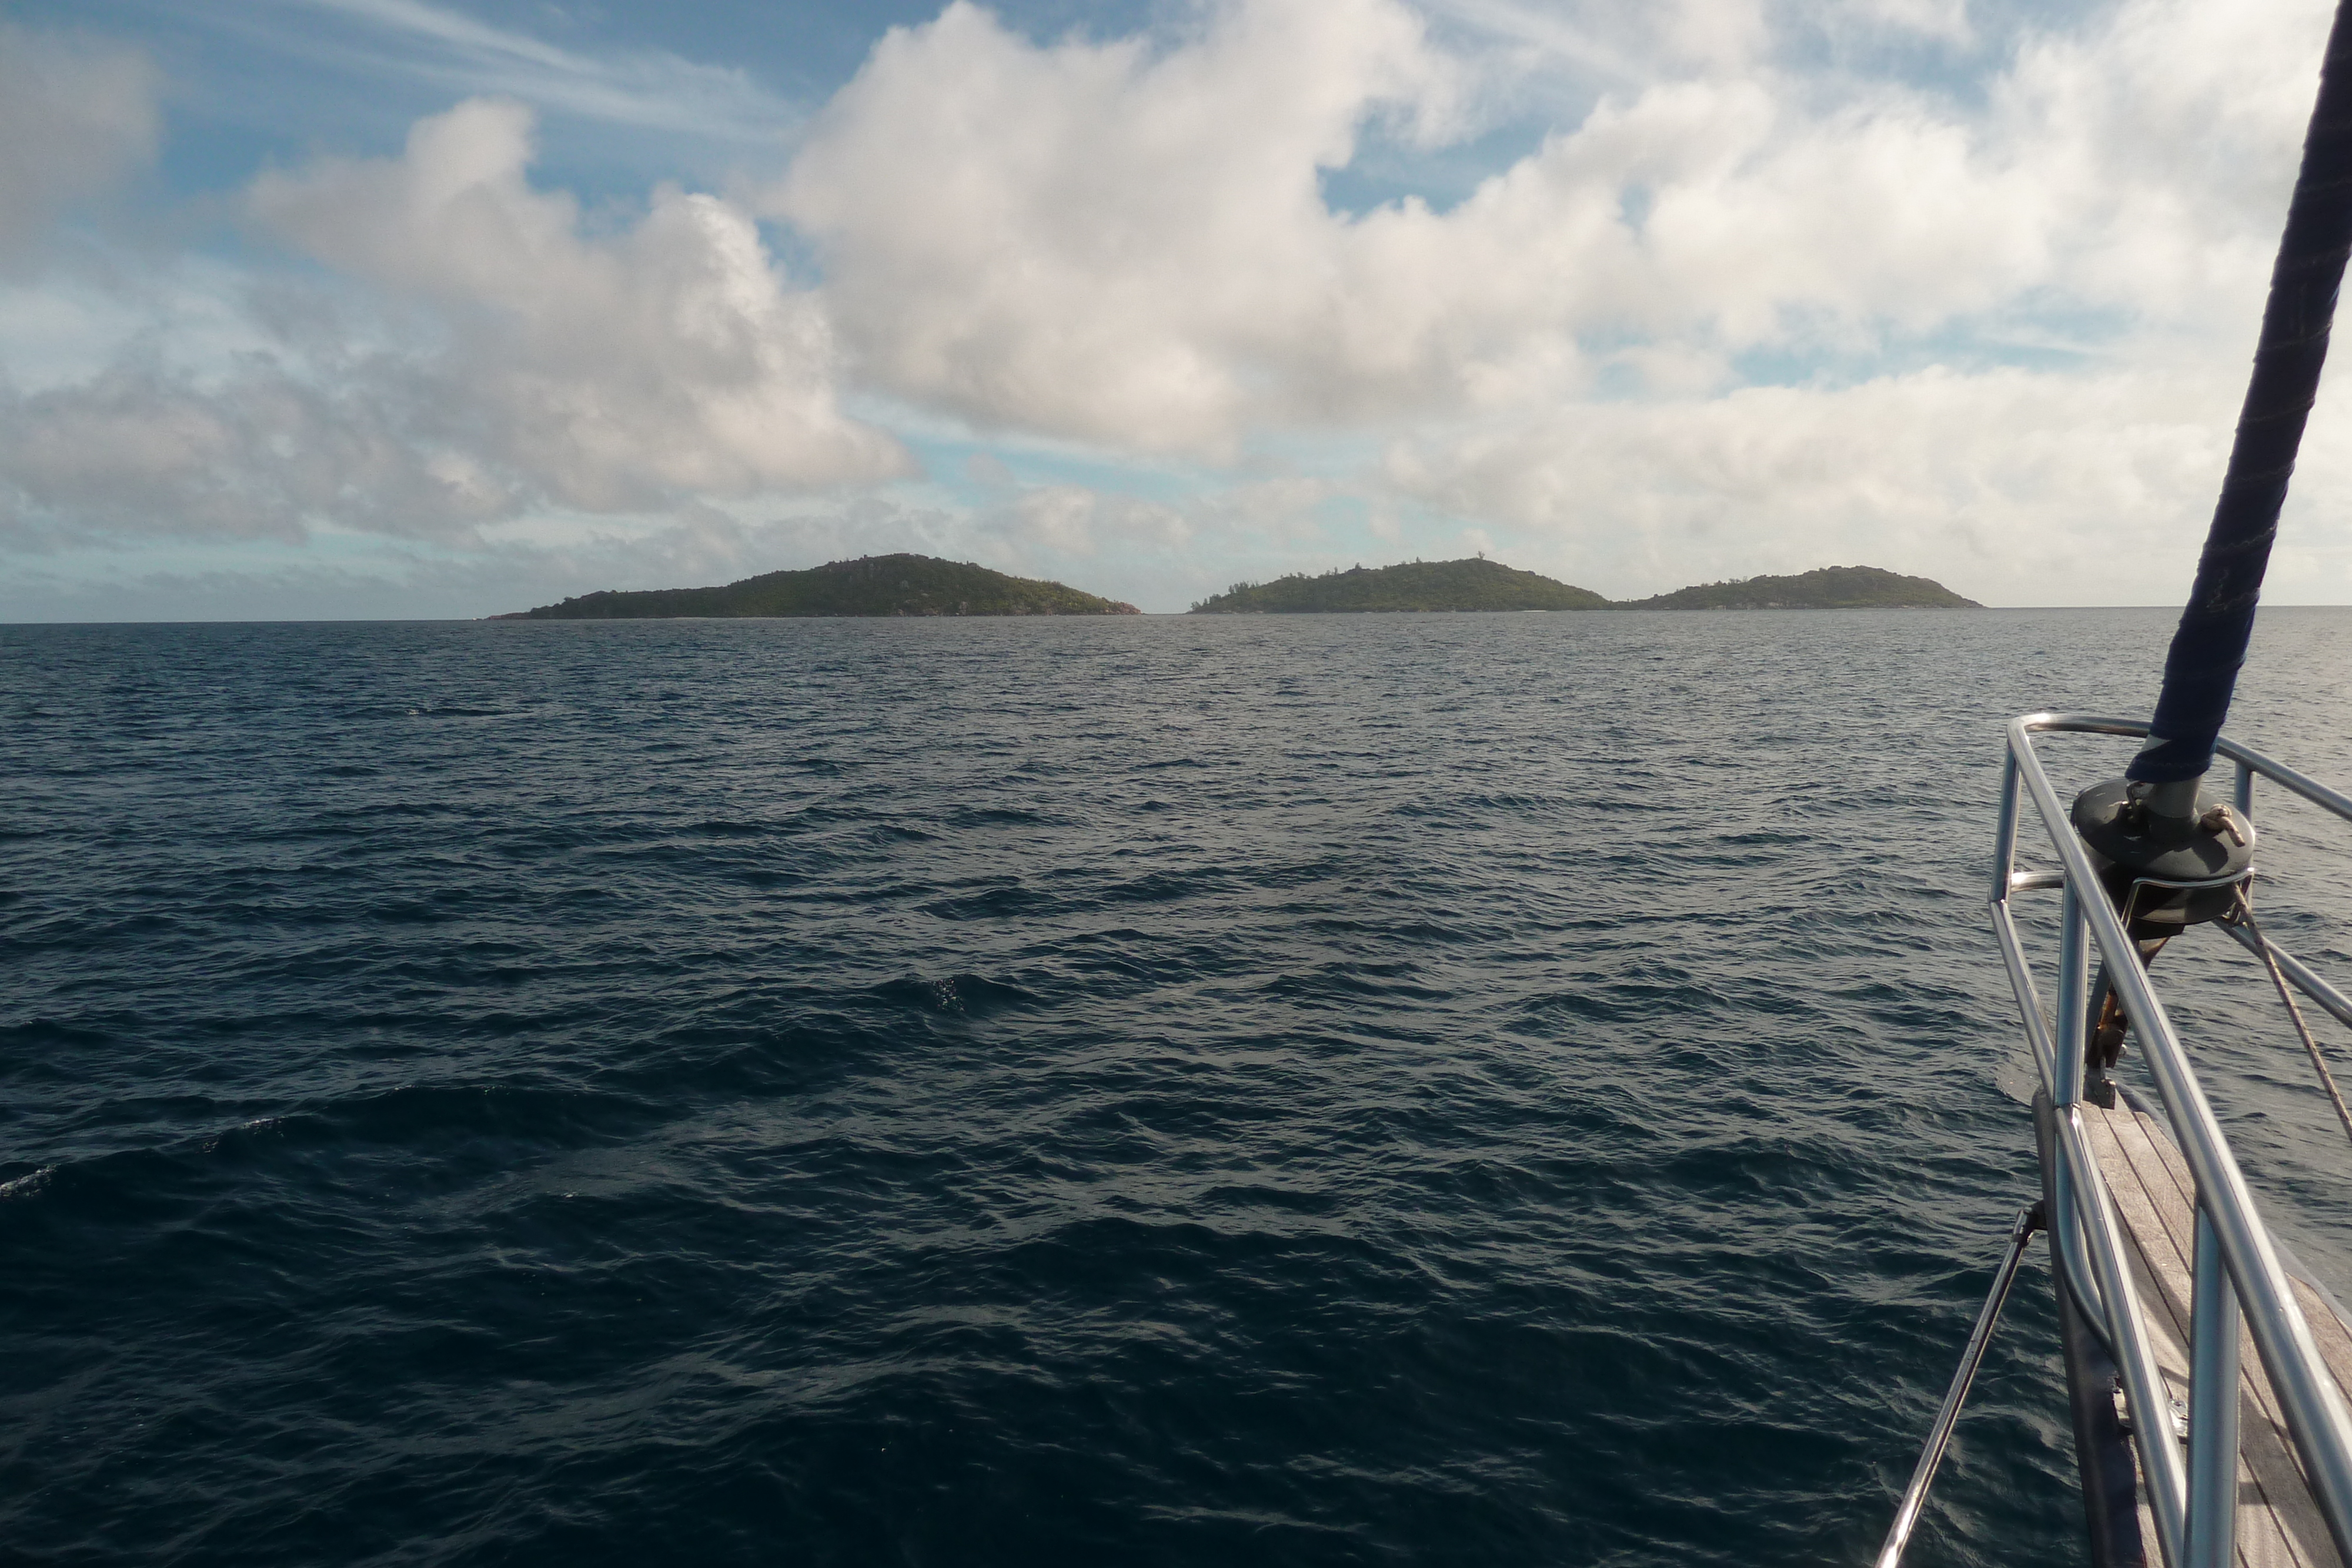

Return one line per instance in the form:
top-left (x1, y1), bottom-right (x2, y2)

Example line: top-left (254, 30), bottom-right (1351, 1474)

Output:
top-left (498, 554), bottom-right (1140, 619)
top-left (1616, 564), bottom-right (1983, 610)
top-left (1190, 558), bottom-right (1609, 613)
top-left (1188, 558), bottom-right (1979, 613)
top-left (499, 553), bottom-right (1979, 620)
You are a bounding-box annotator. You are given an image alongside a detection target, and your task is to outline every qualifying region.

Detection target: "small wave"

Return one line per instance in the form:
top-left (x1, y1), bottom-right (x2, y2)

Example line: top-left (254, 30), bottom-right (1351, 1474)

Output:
top-left (0, 1165), bottom-right (54, 1201)
top-left (687, 819), bottom-right (774, 837)
top-left (867, 974), bottom-right (1044, 1016)
top-left (1258, 968), bottom-right (1455, 1004)
top-left (318, 800), bottom-right (458, 820)
top-left (197, 1115), bottom-right (286, 1154)
top-left (920, 884), bottom-right (1061, 920)
top-left (293, 1081), bottom-right (659, 1151)
top-left (2, 1018), bottom-right (116, 1048)
top-left (1097, 868), bottom-right (1234, 906)
top-left (941, 806), bottom-right (1054, 828)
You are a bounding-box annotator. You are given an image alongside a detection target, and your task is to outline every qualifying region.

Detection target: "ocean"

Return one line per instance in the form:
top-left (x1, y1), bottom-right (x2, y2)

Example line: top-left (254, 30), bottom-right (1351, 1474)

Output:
top-left (8, 608), bottom-right (2352, 1567)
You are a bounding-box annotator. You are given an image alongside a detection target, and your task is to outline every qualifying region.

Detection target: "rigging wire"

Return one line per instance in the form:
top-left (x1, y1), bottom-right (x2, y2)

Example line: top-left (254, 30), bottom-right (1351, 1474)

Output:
top-left (2229, 885), bottom-right (2352, 1148)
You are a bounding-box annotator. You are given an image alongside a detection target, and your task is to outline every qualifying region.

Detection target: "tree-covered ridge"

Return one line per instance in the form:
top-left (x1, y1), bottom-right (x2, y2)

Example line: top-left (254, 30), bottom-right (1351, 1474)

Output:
top-left (1615, 565), bottom-right (1982, 610)
top-left (1189, 558), bottom-right (1610, 613)
top-left (499, 554), bottom-right (1141, 618)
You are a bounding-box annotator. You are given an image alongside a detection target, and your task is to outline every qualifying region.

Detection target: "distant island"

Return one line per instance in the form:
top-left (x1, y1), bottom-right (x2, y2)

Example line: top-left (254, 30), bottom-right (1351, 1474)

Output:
top-left (1188, 559), bottom-right (1979, 613)
top-left (496, 553), bottom-right (1981, 619)
top-left (1615, 564), bottom-right (1983, 610)
top-left (1190, 558), bottom-right (1609, 613)
top-left (496, 554), bottom-right (1140, 618)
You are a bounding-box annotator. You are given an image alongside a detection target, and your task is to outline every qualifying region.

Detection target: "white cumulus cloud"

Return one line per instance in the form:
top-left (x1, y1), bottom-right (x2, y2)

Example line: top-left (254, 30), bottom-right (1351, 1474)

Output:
top-left (1384, 363), bottom-right (2256, 602)
top-left (2, 98), bottom-right (908, 549)
top-left (250, 98), bottom-right (911, 505)
top-left (771, 0), bottom-right (2330, 474)
top-left (777, 0), bottom-right (1471, 456)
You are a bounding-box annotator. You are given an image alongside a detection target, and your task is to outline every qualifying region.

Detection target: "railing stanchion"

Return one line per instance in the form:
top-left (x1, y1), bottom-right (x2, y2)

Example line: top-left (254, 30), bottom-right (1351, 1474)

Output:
top-left (2056, 882), bottom-right (2089, 1106)
top-left (2059, 1104), bottom-right (2190, 1562)
top-left (2051, 1144), bottom-right (2111, 1342)
top-left (2186, 1203), bottom-right (2243, 1568)
top-left (1994, 751), bottom-right (2022, 902)
top-left (2236, 758), bottom-right (2256, 821)
top-left (1874, 1205), bottom-right (2043, 1568)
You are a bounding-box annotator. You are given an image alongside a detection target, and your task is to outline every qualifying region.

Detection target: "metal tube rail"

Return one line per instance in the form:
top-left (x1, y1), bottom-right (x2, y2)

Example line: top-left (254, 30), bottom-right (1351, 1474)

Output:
top-left (2186, 1206), bottom-right (2243, 1568)
top-left (2051, 1140), bottom-right (2117, 1362)
top-left (2013, 712), bottom-right (2352, 823)
top-left (2056, 885), bottom-right (2089, 1104)
top-left (1984, 758), bottom-right (2178, 1553)
top-left (1875, 1204), bottom-right (2044, 1568)
top-left (1988, 855), bottom-right (2123, 1353)
top-left (2055, 1098), bottom-right (2191, 1562)
top-left (2007, 714), bottom-right (2352, 1564)
top-left (2216, 733), bottom-right (2352, 822)
top-left (1987, 902), bottom-right (2059, 1095)
top-left (2219, 921), bottom-right (2352, 1035)
top-left (1992, 751), bottom-right (2023, 903)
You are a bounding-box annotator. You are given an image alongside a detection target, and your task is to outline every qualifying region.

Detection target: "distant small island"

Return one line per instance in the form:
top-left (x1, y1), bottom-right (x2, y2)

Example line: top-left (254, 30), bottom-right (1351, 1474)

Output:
top-left (1616, 565), bottom-right (1982, 610)
top-left (497, 553), bottom-right (1980, 619)
top-left (496, 554), bottom-right (1140, 619)
top-left (1188, 558), bottom-right (1979, 613)
top-left (1190, 558), bottom-right (1609, 613)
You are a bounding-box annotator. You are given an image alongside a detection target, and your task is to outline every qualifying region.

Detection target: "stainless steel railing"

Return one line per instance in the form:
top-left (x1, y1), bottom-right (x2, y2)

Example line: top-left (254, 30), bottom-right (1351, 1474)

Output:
top-left (1992, 714), bottom-right (2352, 1568)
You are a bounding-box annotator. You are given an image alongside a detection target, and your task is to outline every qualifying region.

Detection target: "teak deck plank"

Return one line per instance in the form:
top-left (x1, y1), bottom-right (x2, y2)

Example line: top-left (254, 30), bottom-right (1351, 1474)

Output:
top-left (2110, 1116), bottom-right (2352, 1425)
top-left (2103, 1108), bottom-right (2321, 1568)
top-left (2079, 1099), bottom-right (2352, 1566)
top-left (2082, 1109), bottom-right (2306, 1567)
top-left (2086, 1105), bottom-right (2317, 1567)
top-left (2125, 1106), bottom-right (2352, 1568)
top-left (2288, 1272), bottom-right (2352, 1420)
top-left (2110, 1104), bottom-right (2326, 1568)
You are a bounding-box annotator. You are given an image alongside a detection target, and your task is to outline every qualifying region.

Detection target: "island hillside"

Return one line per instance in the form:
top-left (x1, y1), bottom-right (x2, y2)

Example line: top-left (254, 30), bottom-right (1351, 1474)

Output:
top-left (1615, 565), bottom-right (1982, 610)
top-left (1190, 558), bottom-right (1610, 613)
top-left (1184, 557), bottom-right (1976, 613)
top-left (497, 554), bottom-right (1141, 618)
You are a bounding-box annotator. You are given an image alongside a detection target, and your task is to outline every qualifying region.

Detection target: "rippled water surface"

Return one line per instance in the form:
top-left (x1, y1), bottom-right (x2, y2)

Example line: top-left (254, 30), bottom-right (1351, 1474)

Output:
top-left (9, 609), bottom-right (2352, 1567)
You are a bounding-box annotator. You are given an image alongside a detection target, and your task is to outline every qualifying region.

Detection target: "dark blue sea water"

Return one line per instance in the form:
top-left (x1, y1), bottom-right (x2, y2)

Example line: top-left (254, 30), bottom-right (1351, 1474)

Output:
top-left (9, 609), bottom-right (2352, 1568)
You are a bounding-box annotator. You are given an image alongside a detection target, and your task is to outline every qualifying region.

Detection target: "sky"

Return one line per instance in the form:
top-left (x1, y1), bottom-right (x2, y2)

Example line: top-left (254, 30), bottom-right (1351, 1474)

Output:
top-left (2, 0), bottom-right (2348, 618)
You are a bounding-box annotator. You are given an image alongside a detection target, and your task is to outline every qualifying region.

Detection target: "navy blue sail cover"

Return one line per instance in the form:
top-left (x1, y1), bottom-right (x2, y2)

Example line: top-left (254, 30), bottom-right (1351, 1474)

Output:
top-left (2133, 0), bottom-right (2352, 783)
